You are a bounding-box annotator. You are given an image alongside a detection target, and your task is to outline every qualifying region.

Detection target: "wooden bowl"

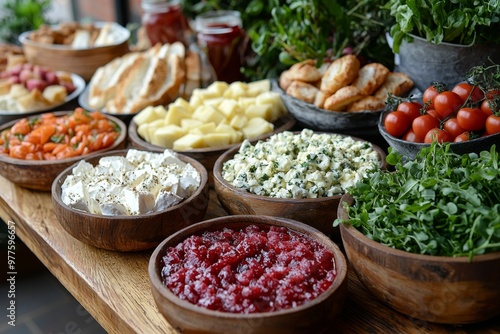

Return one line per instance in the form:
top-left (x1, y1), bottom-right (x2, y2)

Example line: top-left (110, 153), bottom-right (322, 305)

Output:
top-left (0, 111), bottom-right (126, 191)
top-left (149, 215), bottom-right (348, 334)
top-left (213, 133), bottom-right (387, 239)
top-left (51, 149), bottom-right (210, 252)
top-left (379, 110), bottom-right (500, 160)
top-left (19, 22), bottom-right (130, 81)
top-left (338, 193), bottom-right (500, 324)
top-left (128, 113), bottom-right (296, 182)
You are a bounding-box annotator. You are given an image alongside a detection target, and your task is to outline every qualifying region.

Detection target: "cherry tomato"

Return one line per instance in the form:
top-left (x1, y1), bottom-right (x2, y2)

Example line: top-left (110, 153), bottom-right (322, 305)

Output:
top-left (454, 132), bottom-right (470, 142)
top-left (403, 128), bottom-right (424, 143)
top-left (412, 114), bottom-right (440, 139)
top-left (486, 89), bottom-right (500, 99)
top-left (456, 107), bottom-right (488, 131)
top-left (480, 99), bottom-right (494, 116)
top-left (423, 86), bottom-right (440, 109)
top-left (485, 114), bottom-right (500, 135)
top-left (426, 108), bottom-right (444, 120)
top-left (397, 101), bottom-right (422, 121)
top-left (443, 117), bottom-right (465, 139)
top-left (424, 128), bottom-right (452, 143)
top-left (451, 82), bottom-right (484, 103)
top-left (433, 91), bottom-right (463, 119)
top-left (384, 111), bottom-right (411, 138)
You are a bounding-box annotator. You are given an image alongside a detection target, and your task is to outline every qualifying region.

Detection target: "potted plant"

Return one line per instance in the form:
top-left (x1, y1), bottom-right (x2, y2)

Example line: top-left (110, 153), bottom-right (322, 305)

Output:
top-left (384, 0), bottom-right (500, 90)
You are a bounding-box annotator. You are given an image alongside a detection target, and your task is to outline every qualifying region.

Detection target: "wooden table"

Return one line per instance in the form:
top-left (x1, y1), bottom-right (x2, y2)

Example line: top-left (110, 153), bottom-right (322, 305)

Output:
top-left (1, 174), bottom-right (499, 334)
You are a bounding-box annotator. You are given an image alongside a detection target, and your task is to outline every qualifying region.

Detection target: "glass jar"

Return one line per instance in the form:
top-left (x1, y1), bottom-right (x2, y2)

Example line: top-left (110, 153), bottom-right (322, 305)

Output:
top-left (141, 0), bottom-right (191, 46)
top-left (194, 10), bottom-right (244, 83)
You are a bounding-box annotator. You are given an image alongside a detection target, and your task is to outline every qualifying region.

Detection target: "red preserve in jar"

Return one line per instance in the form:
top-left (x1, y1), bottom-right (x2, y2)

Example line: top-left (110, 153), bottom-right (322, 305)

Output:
top-left (160, 224), bottom-right (336, 313)
top-left (141, 0), bottom-right (190, 45)
top-left (194, 10), bottom-right (244, 83)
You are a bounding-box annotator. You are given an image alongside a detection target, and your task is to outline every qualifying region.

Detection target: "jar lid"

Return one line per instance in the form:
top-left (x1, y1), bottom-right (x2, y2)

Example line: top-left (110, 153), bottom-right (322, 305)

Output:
top-left (141, 0), bottom-right (180, 10)
top-left (194, 10), bottom-right (242, 34)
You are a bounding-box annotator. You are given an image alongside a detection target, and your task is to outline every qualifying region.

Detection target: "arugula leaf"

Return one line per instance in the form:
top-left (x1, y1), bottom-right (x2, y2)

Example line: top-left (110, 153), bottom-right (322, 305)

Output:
top-left (334, 143), bottom-right (500, 260)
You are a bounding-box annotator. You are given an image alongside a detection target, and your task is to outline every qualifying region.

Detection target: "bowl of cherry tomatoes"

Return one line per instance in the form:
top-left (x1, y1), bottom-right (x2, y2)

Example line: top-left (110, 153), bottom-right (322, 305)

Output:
top-left (379, 69), bottom-right (500, 159)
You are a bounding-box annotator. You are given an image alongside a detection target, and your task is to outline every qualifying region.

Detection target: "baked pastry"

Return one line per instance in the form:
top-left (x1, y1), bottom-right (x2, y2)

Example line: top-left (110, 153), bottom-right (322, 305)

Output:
top-left (320, 55), bottom-right (360, 94)
top-left (352, 63), bottom-right (390, 95)
top-left (287, 59), bottom-right (322, 83)
top-left (314, 90), bottom-right (330, 109)
top-left (374, 72), bottom-right (414, 101)
top-left (347, 96), bottom-right (386, 112)
top-left (279, 69), bottom-right (293, 91)
top-left (286, 80), bottom-right (319, 104)
top-left (323, 85), bottom-right (364, 111)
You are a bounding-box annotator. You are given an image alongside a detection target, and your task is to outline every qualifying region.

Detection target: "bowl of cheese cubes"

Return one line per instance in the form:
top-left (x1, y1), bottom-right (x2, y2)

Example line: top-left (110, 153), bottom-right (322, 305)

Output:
top-left (212, 129), bottom-right (387, 238)
top-left (51, 148), bottom-right (210, 251)
top-left (128, 79), bottom-right (296, 181)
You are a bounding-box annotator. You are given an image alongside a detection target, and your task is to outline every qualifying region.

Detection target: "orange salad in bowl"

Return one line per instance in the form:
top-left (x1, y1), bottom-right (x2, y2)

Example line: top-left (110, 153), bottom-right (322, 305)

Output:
top-left (0, 107), bottom-right (121, 160)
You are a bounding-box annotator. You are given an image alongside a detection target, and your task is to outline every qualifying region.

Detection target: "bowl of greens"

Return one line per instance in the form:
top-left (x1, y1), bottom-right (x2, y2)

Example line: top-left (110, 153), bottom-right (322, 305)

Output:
top-left (335, 143), bottom-right (500, 324)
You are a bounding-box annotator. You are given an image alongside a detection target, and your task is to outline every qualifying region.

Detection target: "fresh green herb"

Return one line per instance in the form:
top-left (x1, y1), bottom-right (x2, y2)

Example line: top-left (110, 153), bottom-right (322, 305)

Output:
top-left (50, 134), bottom-right (64, 143)
top-left (385, 0), bottom-right (500, 53)
top-left (334, 143), bottom-right (500, 260)
top-left (0, 0), bottom-right (52, 44)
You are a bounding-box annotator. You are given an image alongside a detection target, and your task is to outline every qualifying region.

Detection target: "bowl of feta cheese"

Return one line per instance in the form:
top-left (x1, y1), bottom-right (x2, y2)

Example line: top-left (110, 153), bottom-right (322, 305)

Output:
top-left (51, 148), bottom-right (210, 251)
top-left (213, 129), bottom-right (387, 238)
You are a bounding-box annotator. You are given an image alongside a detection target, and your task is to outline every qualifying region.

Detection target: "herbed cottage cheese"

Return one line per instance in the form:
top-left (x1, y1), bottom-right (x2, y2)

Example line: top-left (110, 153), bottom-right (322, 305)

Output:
top-left (222, 129), bottom-right (380, 199)
top-left (61, 149), bottom-right (201, 215)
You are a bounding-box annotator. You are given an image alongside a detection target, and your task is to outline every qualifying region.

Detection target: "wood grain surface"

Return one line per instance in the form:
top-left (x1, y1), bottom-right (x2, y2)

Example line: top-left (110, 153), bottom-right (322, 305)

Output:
top-left (0, 174), bottom-right (499, 333)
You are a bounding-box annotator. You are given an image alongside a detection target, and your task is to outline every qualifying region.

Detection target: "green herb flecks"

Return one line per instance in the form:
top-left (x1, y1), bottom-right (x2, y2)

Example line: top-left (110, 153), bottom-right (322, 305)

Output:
top-left (334, 143), bottom-right (500, 260)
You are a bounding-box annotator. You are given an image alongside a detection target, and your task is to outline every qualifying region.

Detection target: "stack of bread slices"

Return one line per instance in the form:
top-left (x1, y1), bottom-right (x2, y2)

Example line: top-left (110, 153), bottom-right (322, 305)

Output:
top-left (88, 42), bottom-right (190, 114)
top-left (280, 55), bottom-right (414, 112)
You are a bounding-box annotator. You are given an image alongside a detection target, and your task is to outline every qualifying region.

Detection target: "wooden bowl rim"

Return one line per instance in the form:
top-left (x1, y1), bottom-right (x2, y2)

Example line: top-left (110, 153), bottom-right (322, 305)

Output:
top-left (339, 193), bottom-right (500, 263)
top-left (51, 148), bottom-right (209, 220)
top-left (0, 110), bottom-right (127, 166)
top-left (149, 214), bottom-right (348, 318)
top-left (213, 131), bottom-right (388, 203)
top-left (18, 22), bottom-right (130, 51)
top-left (127, 112), bottom-right (296, 154)
top-left (378, 110), bottom-right (500, 149)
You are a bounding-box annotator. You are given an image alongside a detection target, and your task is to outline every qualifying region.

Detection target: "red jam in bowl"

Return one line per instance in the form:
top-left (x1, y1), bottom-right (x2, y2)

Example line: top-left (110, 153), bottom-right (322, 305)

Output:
top-left (160, 224), bottom-right (336, 313)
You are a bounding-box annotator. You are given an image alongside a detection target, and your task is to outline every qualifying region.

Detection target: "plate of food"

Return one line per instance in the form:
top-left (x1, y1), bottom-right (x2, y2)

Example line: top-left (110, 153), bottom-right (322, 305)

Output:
top-left (0, 62), bottom-right (85, 124)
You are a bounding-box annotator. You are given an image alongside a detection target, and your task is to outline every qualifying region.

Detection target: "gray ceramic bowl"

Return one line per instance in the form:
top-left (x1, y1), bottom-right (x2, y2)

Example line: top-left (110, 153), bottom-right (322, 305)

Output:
top-left (378, 110), bottom-right (500, 160)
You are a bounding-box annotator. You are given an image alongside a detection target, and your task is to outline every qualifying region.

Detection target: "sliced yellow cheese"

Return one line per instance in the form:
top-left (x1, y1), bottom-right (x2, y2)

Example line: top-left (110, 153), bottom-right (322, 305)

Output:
top-left (206, 81), bottom-right (229, 96)
top-left (189, 122), bottom-right (217, 135)
top-left (229, 114), bottom-right (248, 130)
top-left (192, 105), bottom-right (225, 124)
top-left (150, 125), bottom-right (187, 148)
top-left (180, 118), bottom-right (203, 129)
top-left (173, 133), bottom-right (204, 150)
top-left (242, 117), bottom-right (274, 139)
top-left (165, 105), bottom-right (191, 126)
top-left (245, 103), bottom-right (274, 120)
top-left (203, 133), bottom-right (231, 147)
top-left (215, 123), bottom-right (243, 144)
top-left (133, 105), bottom-right (166, 126)
top-left (218, 99), bottom-right (242, 119)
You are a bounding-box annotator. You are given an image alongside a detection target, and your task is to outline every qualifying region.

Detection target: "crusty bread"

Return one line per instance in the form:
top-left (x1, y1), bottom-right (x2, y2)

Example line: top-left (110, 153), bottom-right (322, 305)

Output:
top-left (279, 69), bottom-right (293, 91)
top-left (287, 59), bottom-right (322, 83)
top-left (314, 90), bottom-right (330, 109)
top-left (323, 85), bottom-right (365, 111)
top-left (320, 55), bottom-right (360, 94)
top-left (286, 80), bottom-right (319, 104)
top-left (352, 63), bottom-right (390, 95)
top-left (347, 96), bottom-right (386, 112)
top-left (182, 49), bottom-right (201, 99)
top-left (89, 43), bottom-right (186, 114)
top-left (374, 72), bottom-right (414, 101)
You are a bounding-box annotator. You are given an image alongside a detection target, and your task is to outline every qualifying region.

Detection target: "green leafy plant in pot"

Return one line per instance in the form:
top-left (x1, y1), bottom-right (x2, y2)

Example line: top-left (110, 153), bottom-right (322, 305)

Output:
top-left (384, 0), bottom-right (500, 91)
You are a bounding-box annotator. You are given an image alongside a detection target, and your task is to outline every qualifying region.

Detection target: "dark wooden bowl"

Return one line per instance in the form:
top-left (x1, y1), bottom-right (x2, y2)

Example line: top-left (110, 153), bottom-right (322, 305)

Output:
top-left (51, 149), bottom-right (210, 252)
top-left (0, 111), bottom-right (126, 191)
top-left (19, 22), bottom-right (130, 81)
top-left (128, 113), bottom-right (296, 183)
top-left (149, 215), bottom-right (348, 334)
top-left (213, 133), bottom-right (387, 239)
top-left (338, 193), bottom-right (500, 324)
top-left (378, 110), bottom-right (500, 160)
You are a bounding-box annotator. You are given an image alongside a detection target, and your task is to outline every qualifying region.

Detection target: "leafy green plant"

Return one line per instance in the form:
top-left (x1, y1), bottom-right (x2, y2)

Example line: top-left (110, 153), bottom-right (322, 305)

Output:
top-left (334, 143), bottom-right (500, 260)
top-left (0, 0), bottom-right (52, 44)
top-left (385, 0), bottom-right (500, 53)
top-left (181, 0), bottom-right (393, 80)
